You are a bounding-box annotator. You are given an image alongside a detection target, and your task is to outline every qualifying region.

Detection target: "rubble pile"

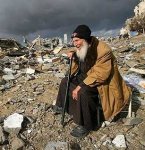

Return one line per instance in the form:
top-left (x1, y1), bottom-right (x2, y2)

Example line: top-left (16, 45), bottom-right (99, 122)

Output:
top-left (134, 0), bottom-right (145, 16)
top-left (0, 35), bottom-right (145, 149)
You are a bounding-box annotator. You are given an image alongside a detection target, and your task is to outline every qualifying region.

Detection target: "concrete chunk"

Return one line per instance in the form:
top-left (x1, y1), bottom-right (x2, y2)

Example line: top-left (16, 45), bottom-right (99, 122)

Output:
top-left (112, 134), bottom-right (126, 148)
top-left (4, 113), bottom-right (24, 134)
top-left (2, 74), bottom-right (15, 81)
top-left (11, 136), bottom-right (25, 150)
top-left (44, 141), bottom-right (68, 150)
top-left (0, 126), bottom-right (6, 144)
top-left (124, 118), bottom-right (143, 126)
top-left (3, 68), bottom-right (14, 74)
top-left (26, 68), bottom-right (35, 74)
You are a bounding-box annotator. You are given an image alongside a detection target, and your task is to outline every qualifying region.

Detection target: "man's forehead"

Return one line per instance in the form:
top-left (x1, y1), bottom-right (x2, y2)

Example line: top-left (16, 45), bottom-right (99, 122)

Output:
top-left (72, 37), bottom-right (82, 41)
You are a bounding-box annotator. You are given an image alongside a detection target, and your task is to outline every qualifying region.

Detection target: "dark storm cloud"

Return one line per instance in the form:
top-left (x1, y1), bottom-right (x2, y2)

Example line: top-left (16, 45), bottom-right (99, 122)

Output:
top-left (0, 0), bottom-right (139, 39)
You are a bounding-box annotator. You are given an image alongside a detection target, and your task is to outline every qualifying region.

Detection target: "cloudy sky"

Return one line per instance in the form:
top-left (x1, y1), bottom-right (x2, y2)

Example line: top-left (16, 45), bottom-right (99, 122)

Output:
top-left (0, 0), bottom-right (139, 41)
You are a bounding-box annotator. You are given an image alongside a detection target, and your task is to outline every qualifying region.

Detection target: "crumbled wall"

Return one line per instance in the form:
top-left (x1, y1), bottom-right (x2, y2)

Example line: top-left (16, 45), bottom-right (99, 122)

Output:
top-left (134, 0), bottom-right (145, 16)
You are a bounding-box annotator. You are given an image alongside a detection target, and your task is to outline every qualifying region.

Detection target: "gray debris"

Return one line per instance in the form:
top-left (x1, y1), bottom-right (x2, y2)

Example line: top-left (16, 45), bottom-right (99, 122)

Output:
top-left (44, 141), bottom-right (68, 150)
top-left (0, 126), bottom-right (6, 144)
top-left (124, 118), bottom-right (143, 126)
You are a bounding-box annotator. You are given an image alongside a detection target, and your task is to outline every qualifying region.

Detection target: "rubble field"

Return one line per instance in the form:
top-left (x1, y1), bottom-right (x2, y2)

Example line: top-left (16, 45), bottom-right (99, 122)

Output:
top-left (0, 35), bottom-right (145, 149)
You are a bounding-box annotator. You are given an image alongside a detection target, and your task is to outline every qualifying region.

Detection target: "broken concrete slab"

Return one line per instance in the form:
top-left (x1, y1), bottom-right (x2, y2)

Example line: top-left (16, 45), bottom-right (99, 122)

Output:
top-left (112, 134), bottom-right (127, 148)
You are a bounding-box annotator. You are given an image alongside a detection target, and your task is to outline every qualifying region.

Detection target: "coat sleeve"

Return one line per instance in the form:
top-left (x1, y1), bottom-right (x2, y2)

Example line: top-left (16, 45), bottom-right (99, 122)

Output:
top-left (83, 51), bottom-right (112, 86)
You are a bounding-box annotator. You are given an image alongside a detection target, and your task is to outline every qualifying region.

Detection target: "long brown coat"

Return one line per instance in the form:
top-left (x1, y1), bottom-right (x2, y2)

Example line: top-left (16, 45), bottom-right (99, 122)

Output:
top-left (71, 37), bottom-right (131, 121)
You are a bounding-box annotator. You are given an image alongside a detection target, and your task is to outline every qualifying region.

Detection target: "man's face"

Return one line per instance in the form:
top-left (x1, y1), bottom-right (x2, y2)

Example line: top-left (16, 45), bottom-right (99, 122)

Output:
top-left (72, 37), bottom-right (84, 50)
top-left (72, 37), bottom-right (89, 62)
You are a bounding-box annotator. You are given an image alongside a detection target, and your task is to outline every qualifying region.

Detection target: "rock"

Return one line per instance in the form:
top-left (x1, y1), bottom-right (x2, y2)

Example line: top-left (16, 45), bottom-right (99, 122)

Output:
top-left (41, 64), bottom-right (52, 71)
top-left (124, 118), bottom-right (143, 126)
top-left (13, 65), bottom-right (20, 70)
top-left (69, 142), bottom-right (81, 150)
top-left (26, 68), bottom-right (35, 74)
top-left (44, 141), bottom-right (68, 150)
top-left (3, 68), bottom-right (15, 75)
top-left (101, 121), bottom-right (111, 127)
top-left (26, 74), bottom-right (36, 81)
top-left (0, 117), bottom-right (5, 123)
top-left (112, 134), bottom-right (127, 148)
top-left (139, 129), bottom-right (145, 146)
top-left (55, 72), bottom-right (65, 78)
top-left (0, 126), bottom-right (6, 144)
top-left (102, 137), bottom-right (112, 146)
top-left (2, 74), bottom-right (15, 81)
top-left (11, 136), bottom-right (25, 150)
top-left (4, 113), bottom-right (24, 134)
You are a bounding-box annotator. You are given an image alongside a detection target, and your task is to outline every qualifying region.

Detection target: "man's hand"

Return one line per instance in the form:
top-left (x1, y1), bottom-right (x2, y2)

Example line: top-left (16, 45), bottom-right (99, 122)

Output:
top-left (66, 52), bottom-right (74, 59)
top-left (72, 86), bottom-right (81, 100)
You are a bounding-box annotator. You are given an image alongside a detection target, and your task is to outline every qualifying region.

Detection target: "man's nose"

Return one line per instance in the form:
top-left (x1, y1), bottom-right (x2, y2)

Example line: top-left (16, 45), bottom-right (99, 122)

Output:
top-left (73, 42), bottom-right (77, 47)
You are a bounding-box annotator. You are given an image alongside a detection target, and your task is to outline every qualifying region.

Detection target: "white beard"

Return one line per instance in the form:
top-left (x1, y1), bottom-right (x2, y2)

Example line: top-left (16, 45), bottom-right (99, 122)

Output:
top-left (76, 41), bottom-right (89, 62)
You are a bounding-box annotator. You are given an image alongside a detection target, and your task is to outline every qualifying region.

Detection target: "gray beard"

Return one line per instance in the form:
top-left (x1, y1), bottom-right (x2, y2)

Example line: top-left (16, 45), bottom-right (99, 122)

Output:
top-left (76, 41), bottom-right (89, 62)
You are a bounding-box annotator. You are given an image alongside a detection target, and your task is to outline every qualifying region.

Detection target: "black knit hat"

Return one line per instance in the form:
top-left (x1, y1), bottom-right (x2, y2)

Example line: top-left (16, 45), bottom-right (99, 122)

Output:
top-left (71, 25), bottom-right (91, 39)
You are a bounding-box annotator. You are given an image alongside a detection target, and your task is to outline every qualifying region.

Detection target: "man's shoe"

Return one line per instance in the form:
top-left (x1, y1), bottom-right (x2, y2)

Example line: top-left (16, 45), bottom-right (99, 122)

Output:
top-left (52, 105), bottom-right (62, 114)
top-left (70, 126), bottom-right (90, 138)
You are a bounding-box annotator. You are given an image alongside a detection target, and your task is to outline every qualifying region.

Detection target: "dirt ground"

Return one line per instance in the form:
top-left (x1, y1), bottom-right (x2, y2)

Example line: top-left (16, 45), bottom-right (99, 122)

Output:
top-left (1, 35), bottom-right (145, 150)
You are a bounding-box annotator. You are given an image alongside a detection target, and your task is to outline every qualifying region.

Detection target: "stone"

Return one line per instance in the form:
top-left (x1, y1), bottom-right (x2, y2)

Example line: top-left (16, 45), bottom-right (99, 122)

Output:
top-left (13, 65), bottom-right (20, 70)
top-left (44, 141), bottom-right (68, 150)
top-left (26, 67), bottom-right (35, 74)
top-left (41, 64), bottom-right (52, 71)
top-left (102, 137), bottom-right (112, 146)
top-left (11, 136), bottom-right (25, 150)
top-left (124, 118), bottom-right (143, 126)
top-left (101, 121), bottom-right (111, 127)
top-left (4, 113), bottom-right (24, 134)
top-left (112, 134), bottom-right (127, 148)
top-left (2, 74), bottom-right (15, 81)
top-left (3, 68), bottom-right (14, 74)
top-left (37, 56), bottom-right (60, 63)
top-left (0, 126), bottom-right (6, 144)
top-left (55, 72), bottom-right (65, 78)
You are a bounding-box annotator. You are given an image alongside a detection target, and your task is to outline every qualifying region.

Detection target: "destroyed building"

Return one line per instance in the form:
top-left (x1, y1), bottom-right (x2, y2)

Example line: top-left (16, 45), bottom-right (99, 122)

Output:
top-left (134, 0), bottom-right (145, 16)
top-left (122, 0), bottom-right (145, 35)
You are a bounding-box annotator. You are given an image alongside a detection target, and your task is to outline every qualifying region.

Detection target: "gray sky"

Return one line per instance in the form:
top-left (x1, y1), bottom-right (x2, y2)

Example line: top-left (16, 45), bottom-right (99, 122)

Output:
top-left (0, 0), bottom-right (139, 41)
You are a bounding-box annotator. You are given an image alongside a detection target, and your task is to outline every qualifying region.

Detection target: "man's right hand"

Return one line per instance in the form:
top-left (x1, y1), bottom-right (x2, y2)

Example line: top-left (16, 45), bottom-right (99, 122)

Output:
top-left (66, 52), bottom-right (74, 59)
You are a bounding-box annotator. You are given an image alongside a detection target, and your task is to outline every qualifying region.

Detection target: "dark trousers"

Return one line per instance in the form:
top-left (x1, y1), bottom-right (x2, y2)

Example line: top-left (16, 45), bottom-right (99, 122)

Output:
top-left (56, 77), bottom-right (104, 130)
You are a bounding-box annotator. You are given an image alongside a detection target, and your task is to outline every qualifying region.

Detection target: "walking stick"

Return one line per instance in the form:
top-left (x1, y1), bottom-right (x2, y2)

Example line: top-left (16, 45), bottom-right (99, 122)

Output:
top-left (61, 55), bottom-right (73, 127)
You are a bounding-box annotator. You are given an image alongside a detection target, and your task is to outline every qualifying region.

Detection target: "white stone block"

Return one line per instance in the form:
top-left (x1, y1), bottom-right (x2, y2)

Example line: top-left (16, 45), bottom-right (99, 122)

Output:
top-left (112, 134), bottom-right (126, 148)
top-left (26, 68), bottom-right (35, 74)
top-left (4, 113), bottom-right (24, 134)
